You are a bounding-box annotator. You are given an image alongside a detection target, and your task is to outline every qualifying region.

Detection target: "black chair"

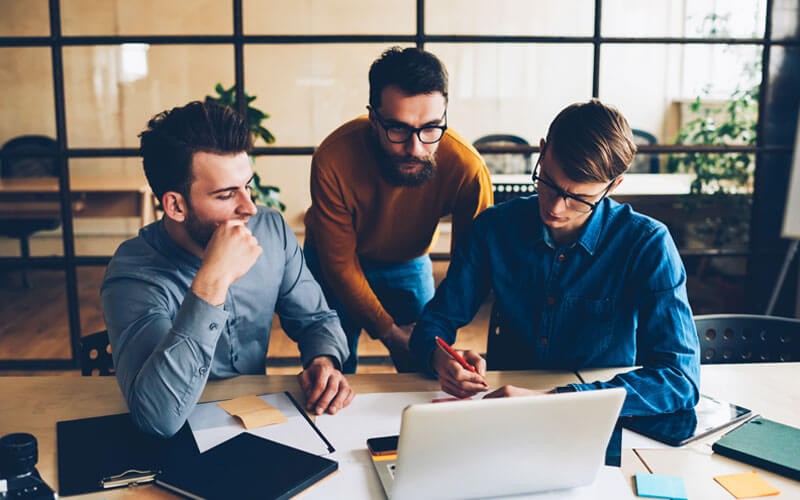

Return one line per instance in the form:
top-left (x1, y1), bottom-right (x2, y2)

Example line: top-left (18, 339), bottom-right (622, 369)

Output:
top-left (629, 128), bottom-right (660, 173)
top-left (694, 314), bottom-right (800, 364)
top-left (474, 134), bottom-right (535, 205)
top-left (0, 135), bottom-right (61, 287)
top-left (485, 302), bottom-right (536, 370)
top-left (79, 330), bottom-right (115, 376)
top-left (473, 134), bottom-right (533, 176)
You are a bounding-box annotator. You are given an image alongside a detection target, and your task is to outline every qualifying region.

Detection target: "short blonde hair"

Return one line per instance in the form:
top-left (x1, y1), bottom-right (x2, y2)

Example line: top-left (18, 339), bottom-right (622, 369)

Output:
top-left (545, 99), bottom-right (637, 183)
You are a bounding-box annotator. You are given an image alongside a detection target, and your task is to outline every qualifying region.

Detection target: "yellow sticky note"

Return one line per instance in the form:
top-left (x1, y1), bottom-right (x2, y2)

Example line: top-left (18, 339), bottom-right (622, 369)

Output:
top-left (713, 471), bottom-right (780, 498)
top-left (218, 395), bottom-right (287, 429)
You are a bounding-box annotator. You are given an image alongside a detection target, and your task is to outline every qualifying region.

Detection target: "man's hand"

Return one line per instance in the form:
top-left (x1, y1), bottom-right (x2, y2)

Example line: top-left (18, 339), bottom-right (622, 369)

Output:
top-left (298, 356), bottom-right (355, 415)
top-left (192, 220), bottom-right (262, 305)
top-left (483, 385), bottom-right (548, 399)
top-left (432, 347), bottom-right (488, 399)
top-left (381, 324), bottom-right (416, 372)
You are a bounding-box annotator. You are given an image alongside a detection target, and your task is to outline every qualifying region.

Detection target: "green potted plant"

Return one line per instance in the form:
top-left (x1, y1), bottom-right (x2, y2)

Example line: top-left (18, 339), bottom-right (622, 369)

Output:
top-left (666, 84), bottom-right (757, 250)
top-left (205, 83), bottom-right (285, 211)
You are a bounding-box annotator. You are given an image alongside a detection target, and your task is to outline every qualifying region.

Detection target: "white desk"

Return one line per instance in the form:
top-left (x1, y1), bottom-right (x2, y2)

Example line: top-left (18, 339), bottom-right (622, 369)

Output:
top-left (0, 370), bottom-right (645, 498)
top-left (579, 363), bottom-right (800, 498)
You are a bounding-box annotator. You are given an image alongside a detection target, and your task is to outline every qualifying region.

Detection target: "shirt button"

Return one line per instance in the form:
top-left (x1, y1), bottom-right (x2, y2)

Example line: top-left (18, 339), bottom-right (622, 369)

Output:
top-left (199, 366), bottom-right (207, 375)
top-left (546, 296), bottom-right (556, 305)
top-left (557, 253), bottom-right (566, 262)
top-left (209, 323), bottom-right (218, 331)
top-left (540, 337), bottom-right (548, 345)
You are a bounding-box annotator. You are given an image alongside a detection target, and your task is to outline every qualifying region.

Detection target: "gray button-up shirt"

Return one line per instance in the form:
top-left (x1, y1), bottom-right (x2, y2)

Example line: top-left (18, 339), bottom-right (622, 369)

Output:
top-left (101, 207), bottom-right (349, 437)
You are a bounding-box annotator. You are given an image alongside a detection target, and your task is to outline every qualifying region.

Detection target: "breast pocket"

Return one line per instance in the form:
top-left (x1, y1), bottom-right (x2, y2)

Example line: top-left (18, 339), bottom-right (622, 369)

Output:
top-left (552, 295), bottom-right (616, 367)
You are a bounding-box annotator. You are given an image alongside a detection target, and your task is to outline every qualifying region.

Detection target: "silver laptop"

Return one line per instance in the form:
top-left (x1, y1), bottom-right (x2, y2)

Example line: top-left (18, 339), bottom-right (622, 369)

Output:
top-left (370, 388), bottom-right (626, 500)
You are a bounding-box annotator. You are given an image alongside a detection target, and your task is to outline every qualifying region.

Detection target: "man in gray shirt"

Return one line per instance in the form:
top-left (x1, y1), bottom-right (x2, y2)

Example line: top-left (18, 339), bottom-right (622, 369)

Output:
top-left (101, 101), bottom-right (353, 437)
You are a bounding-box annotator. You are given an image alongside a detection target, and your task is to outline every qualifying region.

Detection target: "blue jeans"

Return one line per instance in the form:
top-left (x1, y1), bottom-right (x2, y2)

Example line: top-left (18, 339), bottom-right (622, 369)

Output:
top-left (304, 242), bottom-right (435, 374)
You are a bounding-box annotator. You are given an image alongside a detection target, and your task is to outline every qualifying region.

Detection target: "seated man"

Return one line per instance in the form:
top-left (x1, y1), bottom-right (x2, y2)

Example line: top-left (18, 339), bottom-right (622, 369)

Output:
top-left (304, 46), bottom-right (493, 374)
top-left (101, 101), bottom-right (353, 437)
top-left (409, 99), bottom-right (700, 415)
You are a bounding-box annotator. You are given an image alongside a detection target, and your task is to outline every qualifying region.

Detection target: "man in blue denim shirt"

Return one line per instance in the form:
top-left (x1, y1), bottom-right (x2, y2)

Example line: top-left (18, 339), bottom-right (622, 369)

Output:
top-left (409, 100), bottom-right (700, 415)
top-left (102, 102), bottom-right (353, 437)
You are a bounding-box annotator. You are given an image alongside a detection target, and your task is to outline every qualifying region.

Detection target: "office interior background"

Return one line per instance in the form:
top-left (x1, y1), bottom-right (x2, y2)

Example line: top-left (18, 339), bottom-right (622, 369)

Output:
top-left (0, 0), bottom-right (798, 371)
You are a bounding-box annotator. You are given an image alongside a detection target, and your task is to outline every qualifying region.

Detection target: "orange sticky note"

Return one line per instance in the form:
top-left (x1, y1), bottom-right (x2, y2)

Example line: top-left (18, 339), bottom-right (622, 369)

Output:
top-left (218, 395), bottom-right (287, 429)
top-left (713, 471), bottom-right (780, 498)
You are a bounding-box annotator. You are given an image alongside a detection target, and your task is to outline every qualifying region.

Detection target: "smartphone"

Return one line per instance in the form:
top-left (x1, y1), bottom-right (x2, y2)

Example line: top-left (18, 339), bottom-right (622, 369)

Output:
top-left (367, 435), bottom-right (398, 456)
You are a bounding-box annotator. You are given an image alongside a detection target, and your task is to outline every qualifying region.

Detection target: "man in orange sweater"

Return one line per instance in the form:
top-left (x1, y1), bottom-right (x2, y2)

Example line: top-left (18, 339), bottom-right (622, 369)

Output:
top-left (304, 47), bottom-right (493, 373)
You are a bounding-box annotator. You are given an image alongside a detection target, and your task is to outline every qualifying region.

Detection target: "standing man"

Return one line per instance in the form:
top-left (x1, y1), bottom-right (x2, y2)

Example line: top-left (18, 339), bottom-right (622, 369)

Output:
top-left (304, 47), bottom-right (493, 373)
top-left (102, 101), bottom-right (353, 437)
top-left (410, 99), bottom-right (701, 415)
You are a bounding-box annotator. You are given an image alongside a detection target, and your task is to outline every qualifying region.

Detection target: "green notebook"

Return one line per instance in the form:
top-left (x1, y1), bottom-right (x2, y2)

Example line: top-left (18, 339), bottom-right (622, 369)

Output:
top-left (712, 417), bottom-right (800, 480)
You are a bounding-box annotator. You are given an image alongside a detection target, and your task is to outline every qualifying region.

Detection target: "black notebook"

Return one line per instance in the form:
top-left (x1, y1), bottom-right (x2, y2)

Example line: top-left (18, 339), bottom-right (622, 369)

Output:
top-left (56, 412), bottom-right (197, 496)
top-left (57, 411), bottom-right (337, 498)
top-left (156, 432), bottom-right (338, 500)
top-left (712, 417), bottom-right (800, 480)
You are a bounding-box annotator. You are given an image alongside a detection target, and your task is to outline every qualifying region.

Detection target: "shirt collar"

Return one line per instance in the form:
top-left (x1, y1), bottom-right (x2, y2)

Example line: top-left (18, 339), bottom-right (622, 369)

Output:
top-left (534, 196), bottom-right (612, 255)
top-left (141, 218), bottom-right (203, 269)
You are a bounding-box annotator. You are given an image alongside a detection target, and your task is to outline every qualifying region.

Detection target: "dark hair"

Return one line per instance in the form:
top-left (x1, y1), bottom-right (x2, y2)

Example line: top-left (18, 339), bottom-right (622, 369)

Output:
top-left (545, 99), bottom-right (637, 183)
top-left (368, 46), bottom-right (449, 109)
top-left (139, 100), bottom-right (252, 199)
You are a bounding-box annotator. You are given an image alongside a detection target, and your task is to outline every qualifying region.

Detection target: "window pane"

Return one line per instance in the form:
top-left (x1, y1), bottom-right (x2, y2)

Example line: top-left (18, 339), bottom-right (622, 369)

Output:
top-left (252, 155), bottom-right (313, 231)
top-left (244, 0), bottom-right (415, 34)
top-left (62, 0), bottom-right (232, 35)
top-left (0, 270), bottom-right (71, 359)
top-left (772, 0), bottom-right (800, 40)
top-left (68, 158), bottom-right (149, 257)
top-left (599, 44), bottom-right (761, 145)
top-left (0, 48), bottom-right (55, 146)
top-left (427, 44), bottom-right (593, 146)
top-left (63, 45), bottom-right (233, 147)
top-left (0, 0), bottom-right (50, 36)
top-left (427, 0), bottom-right (594, 36)
top-left (244, 44), bottom-right (408, 147)
top-left (602, 0), bottom-right (766, 38)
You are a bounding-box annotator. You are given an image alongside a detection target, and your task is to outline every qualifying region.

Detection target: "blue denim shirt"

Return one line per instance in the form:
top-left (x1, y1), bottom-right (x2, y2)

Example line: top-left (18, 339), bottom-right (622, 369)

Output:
top-left (410, 195), bottom-right (700, 416)
top-left (101, 207), bottom-right (349, 437)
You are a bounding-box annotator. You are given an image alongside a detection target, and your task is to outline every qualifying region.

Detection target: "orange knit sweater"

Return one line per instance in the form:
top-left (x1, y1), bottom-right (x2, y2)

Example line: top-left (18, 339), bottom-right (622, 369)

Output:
top-left (304, 116), bottom-right (493, 339)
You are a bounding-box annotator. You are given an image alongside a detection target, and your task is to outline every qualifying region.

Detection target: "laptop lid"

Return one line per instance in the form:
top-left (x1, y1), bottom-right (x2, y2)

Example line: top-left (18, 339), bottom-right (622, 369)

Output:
top-left (390, 388), bottom-right (626, 500)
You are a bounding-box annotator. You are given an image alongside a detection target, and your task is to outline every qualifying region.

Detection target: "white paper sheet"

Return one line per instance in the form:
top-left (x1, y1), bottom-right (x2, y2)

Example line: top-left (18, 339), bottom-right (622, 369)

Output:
top-left (188, 392), bottom-right (331, 455)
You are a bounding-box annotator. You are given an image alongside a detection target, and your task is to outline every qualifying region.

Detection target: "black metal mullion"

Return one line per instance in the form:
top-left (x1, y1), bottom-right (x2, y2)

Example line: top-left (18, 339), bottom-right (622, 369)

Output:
top-left (592, 0), bottom-right (602, 97)
top-left (233, 0), bottom-right (246, 117)
top-left (48, 0), bottom-right (82, 368)
top-left (416, 0), bottom-right (425, 49)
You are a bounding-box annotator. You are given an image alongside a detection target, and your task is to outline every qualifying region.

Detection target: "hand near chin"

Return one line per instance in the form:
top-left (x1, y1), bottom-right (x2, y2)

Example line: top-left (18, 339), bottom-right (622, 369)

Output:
top-left (192, 220), bottom-right (262, 305)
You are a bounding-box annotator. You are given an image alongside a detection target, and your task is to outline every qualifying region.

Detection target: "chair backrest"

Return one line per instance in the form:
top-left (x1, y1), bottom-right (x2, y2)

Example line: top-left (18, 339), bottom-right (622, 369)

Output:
top-left (0, 135), bottom-right (59, 178)
top-left (79, 330), bottom-right (115, 376)
top-left (694, 314), bottom-right (800, 364)
top-left (486, 302), bottom-right (537, 370)
top-left (473, 134), bottom-right (532, 176)
top-left (629, 129), bottom-right (659, 174)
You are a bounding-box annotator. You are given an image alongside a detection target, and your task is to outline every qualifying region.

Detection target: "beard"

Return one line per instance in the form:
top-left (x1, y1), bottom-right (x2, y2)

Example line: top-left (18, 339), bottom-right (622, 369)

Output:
top-left (184, 207), bottom-right (216, 249)
top-left (378, 150), bottom-right (437, 187)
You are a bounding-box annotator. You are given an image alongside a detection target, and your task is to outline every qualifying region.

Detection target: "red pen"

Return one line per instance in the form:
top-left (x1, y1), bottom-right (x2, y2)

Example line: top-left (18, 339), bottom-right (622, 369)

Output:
top-left (435, 336), bottom-right (479, 375)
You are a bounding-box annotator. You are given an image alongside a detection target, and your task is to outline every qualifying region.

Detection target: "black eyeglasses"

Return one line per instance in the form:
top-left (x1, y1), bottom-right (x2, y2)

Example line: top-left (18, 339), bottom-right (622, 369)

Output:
top-left (531, 157), bottom-right (616, 214)
top-left (370, 107), bottom-right (448, 144)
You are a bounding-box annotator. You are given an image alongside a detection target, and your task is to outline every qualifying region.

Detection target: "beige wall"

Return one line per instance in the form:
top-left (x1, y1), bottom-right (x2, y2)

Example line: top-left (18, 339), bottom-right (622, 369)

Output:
top-left (0, 0), bottom-right (765, 256)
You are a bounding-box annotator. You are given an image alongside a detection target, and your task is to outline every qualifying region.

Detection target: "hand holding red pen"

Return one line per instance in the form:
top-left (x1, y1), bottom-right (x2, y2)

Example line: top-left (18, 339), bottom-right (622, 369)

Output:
top-left (433, 337), bottom-right (488, 399)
